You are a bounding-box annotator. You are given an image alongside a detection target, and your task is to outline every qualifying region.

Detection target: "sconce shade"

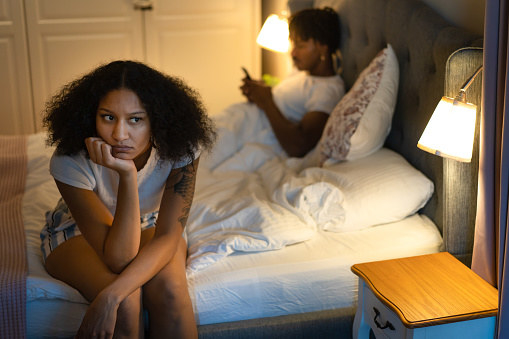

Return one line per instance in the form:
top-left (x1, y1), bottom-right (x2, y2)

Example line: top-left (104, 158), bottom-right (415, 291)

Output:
top-left (256, 14), bottom-right (289, 53)
top-left (417, 96), bottom-right (477, 162)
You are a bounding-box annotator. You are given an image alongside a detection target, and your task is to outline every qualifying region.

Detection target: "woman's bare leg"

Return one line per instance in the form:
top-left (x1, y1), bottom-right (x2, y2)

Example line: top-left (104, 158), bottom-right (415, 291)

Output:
top-left (141, 230), bottom-right (197, 339)
top-left (45, 235), bottom-right (143, 338)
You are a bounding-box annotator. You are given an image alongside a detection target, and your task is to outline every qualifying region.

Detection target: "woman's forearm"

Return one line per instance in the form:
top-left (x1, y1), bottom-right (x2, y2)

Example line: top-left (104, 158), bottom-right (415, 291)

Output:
top-left (100, 232), bottom-right (181, 306)
top-left (103, 170), bottom-right (142, 273)
top-left (103, 160), bottom-right (197, 303)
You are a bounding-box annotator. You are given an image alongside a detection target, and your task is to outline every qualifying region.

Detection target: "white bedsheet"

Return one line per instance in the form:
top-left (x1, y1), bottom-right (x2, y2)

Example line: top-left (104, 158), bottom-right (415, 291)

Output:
top-left (188, 213), bottom-right (442, 325)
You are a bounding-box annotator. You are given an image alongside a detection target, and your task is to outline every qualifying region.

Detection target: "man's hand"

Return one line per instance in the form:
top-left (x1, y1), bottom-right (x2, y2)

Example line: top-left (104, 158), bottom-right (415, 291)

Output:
top-left (240, 79), bottom-right (273, 109)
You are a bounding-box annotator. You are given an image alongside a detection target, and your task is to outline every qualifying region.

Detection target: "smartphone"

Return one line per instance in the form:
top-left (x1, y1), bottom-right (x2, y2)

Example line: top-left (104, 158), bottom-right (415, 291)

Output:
top-left (241, 67), bottom-right (252, 80)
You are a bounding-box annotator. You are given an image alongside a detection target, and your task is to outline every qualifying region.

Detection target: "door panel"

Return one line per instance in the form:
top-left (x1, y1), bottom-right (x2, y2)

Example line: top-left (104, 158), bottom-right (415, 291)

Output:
top-left (145, 0), bottom-right (261, 115)
top-left (0, 0), bottom-right (34, 134)
top-left (24, 0), bottom-right (144, 131)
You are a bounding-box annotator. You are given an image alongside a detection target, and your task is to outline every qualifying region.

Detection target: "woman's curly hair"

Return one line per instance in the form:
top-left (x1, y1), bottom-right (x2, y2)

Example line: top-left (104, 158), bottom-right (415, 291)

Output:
top-left (288, 7), bottom-right (340, 53)
top-left (43, 60), bottom-right (216, 164)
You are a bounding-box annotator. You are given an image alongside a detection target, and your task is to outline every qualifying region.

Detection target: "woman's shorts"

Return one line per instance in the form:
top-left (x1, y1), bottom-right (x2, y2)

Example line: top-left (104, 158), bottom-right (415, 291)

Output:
top-left (40, 198), bottom-right (159, 263)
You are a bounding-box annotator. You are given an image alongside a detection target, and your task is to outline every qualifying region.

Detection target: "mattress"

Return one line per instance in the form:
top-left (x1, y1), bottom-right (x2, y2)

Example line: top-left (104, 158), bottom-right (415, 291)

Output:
top-left (189, 214), bottom-right (442, 325)
top-left (24, 133), bottom-right (443, 337)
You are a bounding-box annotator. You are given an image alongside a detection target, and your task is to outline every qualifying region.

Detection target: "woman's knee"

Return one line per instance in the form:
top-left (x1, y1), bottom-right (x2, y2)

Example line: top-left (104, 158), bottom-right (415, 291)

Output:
top-left (115, 288), bottom-right (143, 336)
top-left (143, 239), bottom-right (192, 323)
top-left (144, 275), bottom-right (190, 313)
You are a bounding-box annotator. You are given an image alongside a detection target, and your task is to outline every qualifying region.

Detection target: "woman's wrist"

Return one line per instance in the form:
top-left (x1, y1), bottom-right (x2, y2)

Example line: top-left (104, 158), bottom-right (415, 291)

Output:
top-left (116, 166), bottom-right (138, 184)
top-left (97, 284), bottom-right (124, 308)
top-left (116, 161), bottom-right (137, 176)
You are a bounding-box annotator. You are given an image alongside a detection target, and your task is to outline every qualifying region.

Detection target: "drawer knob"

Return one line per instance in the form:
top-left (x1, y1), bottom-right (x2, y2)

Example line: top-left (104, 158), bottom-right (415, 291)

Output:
top-left (373, 307), bottom-right (395, 330)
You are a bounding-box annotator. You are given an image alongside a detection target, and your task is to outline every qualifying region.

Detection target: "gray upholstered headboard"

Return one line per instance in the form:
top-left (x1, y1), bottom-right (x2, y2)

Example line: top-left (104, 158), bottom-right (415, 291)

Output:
top-left (289, 0), bottom-right (483, 265)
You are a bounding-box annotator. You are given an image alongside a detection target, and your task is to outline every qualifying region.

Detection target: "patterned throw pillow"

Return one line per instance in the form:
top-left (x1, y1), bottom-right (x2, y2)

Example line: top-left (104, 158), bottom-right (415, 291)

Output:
top-left (319, 44), bottom-right (399, 163)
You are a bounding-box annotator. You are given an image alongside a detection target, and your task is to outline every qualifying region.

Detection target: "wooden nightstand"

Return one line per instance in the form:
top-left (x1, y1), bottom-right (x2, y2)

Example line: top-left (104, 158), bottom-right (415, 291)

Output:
top-left (351, 252), bottom-right (498, 339)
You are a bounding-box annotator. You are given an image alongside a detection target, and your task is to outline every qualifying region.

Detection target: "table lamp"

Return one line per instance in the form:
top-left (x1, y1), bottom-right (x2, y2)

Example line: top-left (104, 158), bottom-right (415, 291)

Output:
top-left (256, 12), bottom-right (289, 53)
top-left (418, 65), bottom-right (483, 162)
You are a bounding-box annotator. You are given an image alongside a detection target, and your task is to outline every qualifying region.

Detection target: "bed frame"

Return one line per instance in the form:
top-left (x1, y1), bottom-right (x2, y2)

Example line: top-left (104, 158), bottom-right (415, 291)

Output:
top-left (197, 0), bottom-right (482, 337)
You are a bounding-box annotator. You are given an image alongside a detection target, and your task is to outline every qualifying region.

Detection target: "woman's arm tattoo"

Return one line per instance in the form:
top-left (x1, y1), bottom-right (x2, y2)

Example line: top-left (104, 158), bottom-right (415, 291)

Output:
top-left (171, 164), bottom-right (196, 228)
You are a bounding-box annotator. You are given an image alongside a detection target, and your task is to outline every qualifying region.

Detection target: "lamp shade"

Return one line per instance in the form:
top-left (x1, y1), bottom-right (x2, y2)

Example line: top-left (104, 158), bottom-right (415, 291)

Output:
top-left (417, 96), bottom-right (477, 162)
top-left (256, 14), bottom-right (289, 53)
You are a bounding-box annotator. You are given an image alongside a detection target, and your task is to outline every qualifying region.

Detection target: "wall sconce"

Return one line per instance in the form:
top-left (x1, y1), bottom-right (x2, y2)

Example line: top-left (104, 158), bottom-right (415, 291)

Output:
top-left (417, 65), bottom-right (483, 162)
top-left (256, 12), bottom-right (289, 53)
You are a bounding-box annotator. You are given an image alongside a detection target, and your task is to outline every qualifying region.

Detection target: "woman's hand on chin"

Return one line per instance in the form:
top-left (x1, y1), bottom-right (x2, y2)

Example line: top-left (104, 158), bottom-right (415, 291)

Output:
top-left (85, 137), bottom-right (136, 174)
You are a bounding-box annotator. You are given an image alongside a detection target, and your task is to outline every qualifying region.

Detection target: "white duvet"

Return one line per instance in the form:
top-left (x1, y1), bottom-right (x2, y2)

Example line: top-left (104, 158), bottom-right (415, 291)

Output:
top-left (185, 102), bottom-right (434, 272)
top-left (187, 103), bottom-right (344, 272)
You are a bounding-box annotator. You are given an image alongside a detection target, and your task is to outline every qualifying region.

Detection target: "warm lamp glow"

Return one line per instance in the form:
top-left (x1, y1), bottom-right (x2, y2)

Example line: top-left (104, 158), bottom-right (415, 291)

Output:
top-left (256, 14), bottom-right (289, 53)
top-left (417, 96), bottom-right (477, 162)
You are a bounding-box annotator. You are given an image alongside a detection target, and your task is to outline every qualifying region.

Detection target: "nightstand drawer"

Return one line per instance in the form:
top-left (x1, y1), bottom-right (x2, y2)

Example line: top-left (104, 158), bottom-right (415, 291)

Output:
top-left (361, 284), bottom-right (406, 338)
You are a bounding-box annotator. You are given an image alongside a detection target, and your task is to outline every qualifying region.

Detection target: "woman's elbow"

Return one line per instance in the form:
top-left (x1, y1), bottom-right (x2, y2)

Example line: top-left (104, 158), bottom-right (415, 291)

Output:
top-left (103, 252), bottom-right (135, 274)
top-left (105, 259), bottom-right (127, 274)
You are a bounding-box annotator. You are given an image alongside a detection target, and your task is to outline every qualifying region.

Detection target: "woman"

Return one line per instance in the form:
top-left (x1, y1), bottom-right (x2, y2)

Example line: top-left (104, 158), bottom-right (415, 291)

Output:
top-left (40, 60), bottom-right (215, 338)
top-left (240, 7), bottom-right (344, 157)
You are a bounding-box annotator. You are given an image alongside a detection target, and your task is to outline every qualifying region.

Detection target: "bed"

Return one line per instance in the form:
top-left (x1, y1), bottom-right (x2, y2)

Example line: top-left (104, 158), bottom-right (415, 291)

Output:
top-left (1, 0), bottom-right (482, 338)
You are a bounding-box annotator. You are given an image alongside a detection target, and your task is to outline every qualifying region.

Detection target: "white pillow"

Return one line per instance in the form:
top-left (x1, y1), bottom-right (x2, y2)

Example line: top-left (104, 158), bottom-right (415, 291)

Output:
top-left (300, 147), bottom-right (434, 232)
top-left (319, 44), bottom-right (399, 162)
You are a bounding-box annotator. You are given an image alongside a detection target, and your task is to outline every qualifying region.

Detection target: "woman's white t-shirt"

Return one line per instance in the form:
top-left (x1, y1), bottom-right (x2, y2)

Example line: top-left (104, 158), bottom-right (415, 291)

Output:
top-left (49, 148), bottom-right (191, 215)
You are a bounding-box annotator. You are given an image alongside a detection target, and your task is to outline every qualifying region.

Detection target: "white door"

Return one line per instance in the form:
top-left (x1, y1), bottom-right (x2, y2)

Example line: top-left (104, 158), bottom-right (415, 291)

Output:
top-left (24, 0), bottom-right (144, 131)
top-left (0, 0), bottom-right (34, 134)
top-left (23, 0), bottom-right (260, 132)
top-left (144, 0), bottom-right (261, 115)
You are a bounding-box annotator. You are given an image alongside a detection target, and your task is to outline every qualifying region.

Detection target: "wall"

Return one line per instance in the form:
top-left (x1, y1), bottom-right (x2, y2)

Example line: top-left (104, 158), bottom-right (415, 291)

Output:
top-left (260, 0), bottom-right (486, 79)
top-left (260, 0), bottom-right (292, 79)
top-left (421, 0), bottom-right (485, 36)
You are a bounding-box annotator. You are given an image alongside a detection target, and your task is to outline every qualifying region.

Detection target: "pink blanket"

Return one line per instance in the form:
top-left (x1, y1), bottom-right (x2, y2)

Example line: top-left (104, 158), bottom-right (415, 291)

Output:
top-left (0, 135), bottom-right (27, 339)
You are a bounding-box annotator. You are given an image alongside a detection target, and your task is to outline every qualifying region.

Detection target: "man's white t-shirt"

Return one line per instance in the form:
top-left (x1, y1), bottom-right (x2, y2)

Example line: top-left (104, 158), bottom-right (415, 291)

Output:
top-left (272, 71), bottom-right (345, 123)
